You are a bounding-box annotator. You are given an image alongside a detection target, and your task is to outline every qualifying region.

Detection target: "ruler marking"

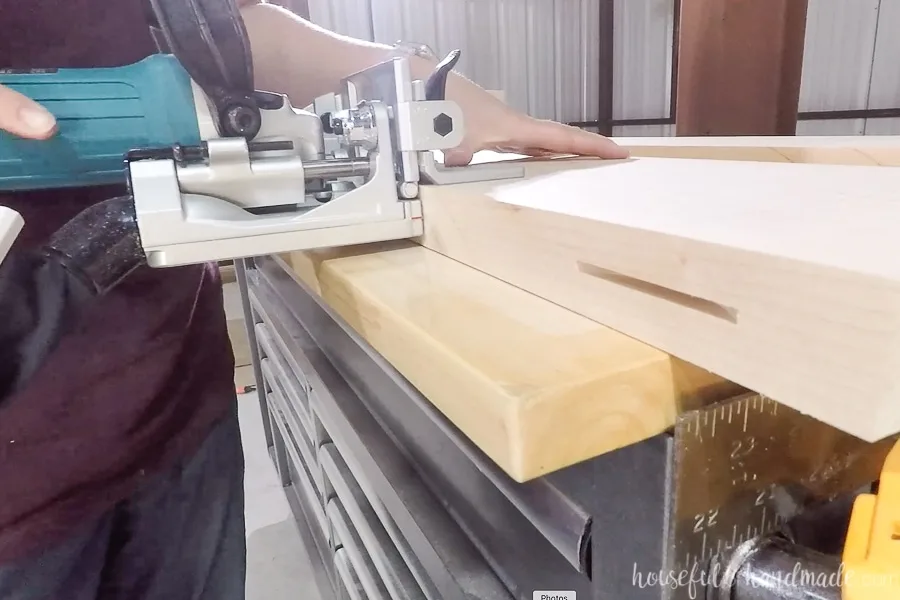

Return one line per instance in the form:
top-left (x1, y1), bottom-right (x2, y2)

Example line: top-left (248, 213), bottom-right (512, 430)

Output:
top-left (728, 404), bottom-right (733, 423)
top-left (701, 532), bottom-right (707, 560)
top-left (743, 404), bottom-right (749, 432)
top-left (712, 410), bottom-right (717, 437)
top-left (761, 506), bottom-right (768, 532)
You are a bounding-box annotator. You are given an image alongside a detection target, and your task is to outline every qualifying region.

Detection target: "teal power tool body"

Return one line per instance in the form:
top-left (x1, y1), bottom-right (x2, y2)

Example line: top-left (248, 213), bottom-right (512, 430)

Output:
top-left (0, 0), bottom-right (265, 194)
top-left (0, 54), bottom-right (201, 191)
top-left (0, 0), bottom-right (517, 275)
top-left (0, 0), bottom-right (521, 411)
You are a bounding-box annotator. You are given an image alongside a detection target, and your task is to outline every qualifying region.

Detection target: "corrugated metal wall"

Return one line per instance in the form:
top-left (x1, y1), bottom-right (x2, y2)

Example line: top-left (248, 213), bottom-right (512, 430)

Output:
top-left (305, 0), bottom-right (900, 136)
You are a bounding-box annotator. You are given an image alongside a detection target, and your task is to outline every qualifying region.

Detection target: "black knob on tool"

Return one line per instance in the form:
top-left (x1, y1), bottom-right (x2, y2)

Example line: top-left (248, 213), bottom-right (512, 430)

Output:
top-left (221, 104), bottom-right (262, 138)
top-left (146, 0), bottom-right (262, 139)
top-left (425, 49), bottom-right (461, 102)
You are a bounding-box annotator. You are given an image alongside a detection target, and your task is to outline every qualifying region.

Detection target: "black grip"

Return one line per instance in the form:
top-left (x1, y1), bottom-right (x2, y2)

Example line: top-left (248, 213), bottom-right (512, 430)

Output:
top-left (146, 0), bottom-right (260, 138)
top-left (43, 195), bottom-right (146, 297)
top-left (425, 49), bottom-right (462, 102)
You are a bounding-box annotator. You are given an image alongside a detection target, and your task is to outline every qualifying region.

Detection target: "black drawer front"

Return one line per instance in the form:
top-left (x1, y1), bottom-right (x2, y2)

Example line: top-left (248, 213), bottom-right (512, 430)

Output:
top-left (261, 358), bottom-right (325, 498)
top-left (266, 388), bottom-right (330, 546)
top-left (328, 497), bottom-right (389, 600)
top-left (253, 256), bottom-right (593, 594)
top-left (247, 269), bottom-right (512, 600)
top-left (335, 548), bottom-right (369, 600)
top-left (320, 443), bottom-right (428, 600)
top-left (256, 317), bottom-right (327, 450)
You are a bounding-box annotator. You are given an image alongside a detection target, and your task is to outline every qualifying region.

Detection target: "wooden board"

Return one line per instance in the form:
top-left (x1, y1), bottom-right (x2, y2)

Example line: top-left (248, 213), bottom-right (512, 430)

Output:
top-left (416, 155), bottom-right (900, 444)
top-left (615, 135), bottom-right (900, 165)
top-left (673, 0), bottom-right (808, 136)
top-left (286, 241), bottom-right (740, 481)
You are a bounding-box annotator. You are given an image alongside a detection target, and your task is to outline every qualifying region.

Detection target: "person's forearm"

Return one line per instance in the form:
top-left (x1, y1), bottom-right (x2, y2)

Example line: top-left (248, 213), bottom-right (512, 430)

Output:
top-left (240, 2), bottom-right (393, 106)
top-left (239, 2), bottom-right (499, 111)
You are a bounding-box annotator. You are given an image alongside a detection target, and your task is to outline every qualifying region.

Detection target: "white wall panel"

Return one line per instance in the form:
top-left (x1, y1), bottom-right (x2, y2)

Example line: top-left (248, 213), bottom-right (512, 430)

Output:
top-left (865, 118), bottom-right (900, 135)
top-left (867, 0), bottom-right (900, 110)
top-left (495, 0), bottom-right (533, 116)
top-left (306, 0), bottom-right (900, 135)
top-left (309, 0), bottom-right (603, 123)
top-left (523, 0), bottom-right (559, 119)
top-left (553, 0), bottom-right (597, 122)
top-left (368, 0), bottom-right (440, 46)
top-left (612, 0), bottom-right (674, 121)
top-left (798, 0), bottom-right (880, 112)
top-left (367, 0), bottom-right (404, 44)
top-left (612, 124), bottom-right (674, 137)
top-left (796, 119), bottom-right (866, 136)
top-left (307, 0), bottom-right (374, 40)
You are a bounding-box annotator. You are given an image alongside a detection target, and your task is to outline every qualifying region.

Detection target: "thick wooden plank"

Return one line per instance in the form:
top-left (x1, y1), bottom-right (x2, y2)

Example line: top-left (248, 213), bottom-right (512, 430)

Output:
top-left (286, 241), bottom-right (738, 481)
top-left (416, 155), bottom-right (900, 443)
top-left (615, 135), bottom-right (900, 165)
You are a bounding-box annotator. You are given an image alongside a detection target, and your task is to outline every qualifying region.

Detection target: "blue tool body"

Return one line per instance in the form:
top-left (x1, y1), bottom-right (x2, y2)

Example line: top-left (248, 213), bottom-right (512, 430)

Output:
top-left (0, 54), bottom-right (201, 191)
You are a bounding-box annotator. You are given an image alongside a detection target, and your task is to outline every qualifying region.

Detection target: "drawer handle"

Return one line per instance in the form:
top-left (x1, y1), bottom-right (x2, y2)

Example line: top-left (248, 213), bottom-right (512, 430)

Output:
top-left (264, 377), bottom-right (324, 497)
top-left (328, 499), bottom-right (390, 600)
top-left (320, 446), bottom-right (426, 600)
top-left (335, 548), bottom-right (368, 600)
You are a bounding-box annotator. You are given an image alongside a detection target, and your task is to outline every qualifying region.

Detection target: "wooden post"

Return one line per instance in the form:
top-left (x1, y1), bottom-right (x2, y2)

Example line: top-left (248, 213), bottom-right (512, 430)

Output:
top-left (674, 0), bottom-right (809, 136)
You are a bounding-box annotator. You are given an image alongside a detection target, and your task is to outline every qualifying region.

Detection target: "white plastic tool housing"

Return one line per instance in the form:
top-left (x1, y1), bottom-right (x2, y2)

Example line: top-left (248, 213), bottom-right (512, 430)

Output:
top-left (132, 58), bottom-right (453, 267)
top-left (0, 207), bottom-right (23, 267)
top-left (130, 56), bottom-right (523, 268)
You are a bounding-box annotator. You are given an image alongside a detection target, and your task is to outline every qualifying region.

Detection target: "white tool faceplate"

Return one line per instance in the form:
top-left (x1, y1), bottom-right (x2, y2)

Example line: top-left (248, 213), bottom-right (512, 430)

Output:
top-left (0, 206), bottom-right (23, 267)
top-left (130, 56), bottom-right (524, 268)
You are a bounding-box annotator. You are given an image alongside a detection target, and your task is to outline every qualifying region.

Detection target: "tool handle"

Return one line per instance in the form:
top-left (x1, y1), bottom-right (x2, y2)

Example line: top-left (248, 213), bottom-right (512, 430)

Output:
top-left (0, 54), bottom-right (202, 192)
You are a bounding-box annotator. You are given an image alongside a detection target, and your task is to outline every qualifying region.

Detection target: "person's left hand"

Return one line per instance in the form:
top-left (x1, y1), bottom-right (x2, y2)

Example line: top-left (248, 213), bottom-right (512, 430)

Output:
top-left (438, 73), bottom-right (629, 167)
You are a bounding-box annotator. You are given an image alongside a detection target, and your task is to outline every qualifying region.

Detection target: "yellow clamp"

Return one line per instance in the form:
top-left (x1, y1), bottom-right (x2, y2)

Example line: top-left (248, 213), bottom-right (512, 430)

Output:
top-left (842, 439), bottom-right (900, 600)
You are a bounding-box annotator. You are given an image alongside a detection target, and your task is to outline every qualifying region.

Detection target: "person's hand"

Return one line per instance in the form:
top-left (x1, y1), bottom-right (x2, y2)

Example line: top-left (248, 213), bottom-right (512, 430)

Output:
top-left (0, 85), bottom-right (57, 139)
top-left (440, 73), bottom-right (629, 167)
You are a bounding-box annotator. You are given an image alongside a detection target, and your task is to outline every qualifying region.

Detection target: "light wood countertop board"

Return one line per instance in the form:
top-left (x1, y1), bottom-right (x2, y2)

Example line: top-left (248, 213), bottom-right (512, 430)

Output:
top-left (286, 241), bottom-right (740, 482)
top-left (614, 134), bottom-right (900, 165)
top-left (416, 152), bottom-right (900, 444)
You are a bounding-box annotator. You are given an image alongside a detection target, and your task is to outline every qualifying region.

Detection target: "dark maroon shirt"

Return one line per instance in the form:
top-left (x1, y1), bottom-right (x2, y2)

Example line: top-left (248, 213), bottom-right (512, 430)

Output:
top-left (0, 1), bottom-right (236, 562)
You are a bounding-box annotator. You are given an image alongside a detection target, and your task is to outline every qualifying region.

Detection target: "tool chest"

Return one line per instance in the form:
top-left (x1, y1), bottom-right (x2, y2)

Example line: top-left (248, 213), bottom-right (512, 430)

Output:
top-left (237, 255), bottom-right (680, 600)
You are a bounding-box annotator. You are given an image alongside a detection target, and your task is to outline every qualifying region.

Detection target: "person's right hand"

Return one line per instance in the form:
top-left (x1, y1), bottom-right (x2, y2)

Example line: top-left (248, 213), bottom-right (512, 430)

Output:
top-left (0, 85), bottom-right (57, 139)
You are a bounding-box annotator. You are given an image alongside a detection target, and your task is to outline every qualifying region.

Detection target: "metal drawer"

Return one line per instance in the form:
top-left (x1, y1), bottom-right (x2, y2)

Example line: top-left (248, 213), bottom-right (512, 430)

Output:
top-left (257, 322), bottom-right (319, 446)
top-left (320, 444), bottom-right (427, 600)
top-left (328, 497), bottom-right (389, 600)
top-left (254, 303), bottom-right (331, 449)
top-left (252, 255), bottom-right (594, 595)
top-left (249, 293), bottom-right (311, 393)
top-left (335, 548), bottom-right (369, 600)
top-left (250, 257), bottom-right (513, 600)
top-left (266, 390), bottom-right (331, 546)
top-left (284, 457), bottom-right (340, 599)
top-left (261, 359), bottom-right (325, 497)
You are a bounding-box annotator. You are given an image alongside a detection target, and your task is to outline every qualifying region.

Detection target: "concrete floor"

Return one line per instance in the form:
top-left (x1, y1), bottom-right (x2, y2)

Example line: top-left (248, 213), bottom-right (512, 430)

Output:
top-left (237, 367), bottom-right (326, 599)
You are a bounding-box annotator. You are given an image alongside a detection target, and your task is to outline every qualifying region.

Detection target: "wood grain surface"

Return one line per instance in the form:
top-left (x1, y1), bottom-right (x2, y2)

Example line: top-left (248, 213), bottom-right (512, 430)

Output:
top-left (416, 154), bottom-right (900, 444)
top-left (286, 241), bottom-right (739, 481)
